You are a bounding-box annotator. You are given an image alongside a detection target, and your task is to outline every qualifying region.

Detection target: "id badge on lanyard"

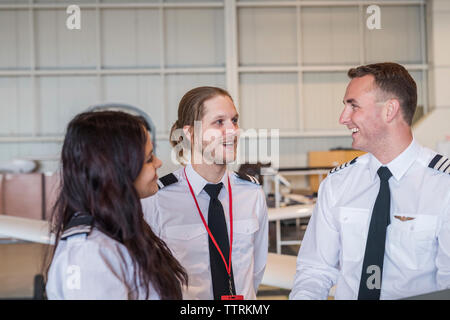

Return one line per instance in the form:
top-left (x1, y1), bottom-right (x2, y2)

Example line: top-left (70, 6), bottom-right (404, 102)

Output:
top-left (184, 168), bottom-right (244, 300)
top-left (221, 278), bottom-right (244, 300)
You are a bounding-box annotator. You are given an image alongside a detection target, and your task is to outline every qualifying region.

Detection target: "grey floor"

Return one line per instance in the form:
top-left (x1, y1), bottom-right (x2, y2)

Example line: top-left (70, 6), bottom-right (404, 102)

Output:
top-left (0, 219), bottom-right (306, 299)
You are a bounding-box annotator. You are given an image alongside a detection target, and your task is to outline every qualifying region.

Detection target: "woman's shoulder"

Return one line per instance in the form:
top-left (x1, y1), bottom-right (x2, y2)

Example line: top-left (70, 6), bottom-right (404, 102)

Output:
top-left (46, 229), bottom-right (134, 299)
top-left (68, 228), bottom-right (132, 266)
top-left (50, 229), bottom-right (132, 275)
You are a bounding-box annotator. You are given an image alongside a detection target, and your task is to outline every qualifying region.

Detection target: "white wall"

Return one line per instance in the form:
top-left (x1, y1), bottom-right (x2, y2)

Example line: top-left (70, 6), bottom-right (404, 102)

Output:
top-left (0, 0), bottom-right (430, 175)
top-left (413, 0), bottom-right (450, 155)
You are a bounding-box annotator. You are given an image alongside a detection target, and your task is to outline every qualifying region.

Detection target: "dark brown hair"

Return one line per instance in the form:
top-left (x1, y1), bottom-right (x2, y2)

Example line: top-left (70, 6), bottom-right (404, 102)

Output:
top-left (169, 86), bottom-right (233, 164)
top-left (45, 111), bottom-right (187, 299)
top-left (347, 62), bottom-right (417, 125)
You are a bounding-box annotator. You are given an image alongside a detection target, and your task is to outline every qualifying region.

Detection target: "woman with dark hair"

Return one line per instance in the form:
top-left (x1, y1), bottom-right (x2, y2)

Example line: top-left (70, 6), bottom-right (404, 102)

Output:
top-left (45, 110), bottom-right (187, 299)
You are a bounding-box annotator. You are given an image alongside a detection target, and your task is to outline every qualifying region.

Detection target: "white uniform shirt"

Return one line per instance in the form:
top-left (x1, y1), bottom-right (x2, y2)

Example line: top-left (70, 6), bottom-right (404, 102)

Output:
top-left (290, 140), bottom-right (450, 300)
top-left (46, 228), bottom-right (160, 300)
top-left (142, 164), bottom-right (269, 300)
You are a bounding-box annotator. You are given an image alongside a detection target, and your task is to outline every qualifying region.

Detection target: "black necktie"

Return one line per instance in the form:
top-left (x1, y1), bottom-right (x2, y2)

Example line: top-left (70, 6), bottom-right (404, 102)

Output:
top-left (204, 183), bottom-right (236, 300)
top-left (358, 166), bottom-right (393, 300)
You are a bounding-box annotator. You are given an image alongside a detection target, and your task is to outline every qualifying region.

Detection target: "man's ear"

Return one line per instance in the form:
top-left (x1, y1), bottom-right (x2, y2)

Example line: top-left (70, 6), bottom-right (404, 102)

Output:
top-left (385, 98), bottom-right (401, 123)
top-left (183, 125), bottom-right (192, 143)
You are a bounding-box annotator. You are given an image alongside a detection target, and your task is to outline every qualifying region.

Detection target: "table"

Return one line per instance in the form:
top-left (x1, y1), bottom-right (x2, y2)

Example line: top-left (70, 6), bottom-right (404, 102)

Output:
top-left (0, 215), bottom-right (53, 244)
top-left (261, 253), bottom-right (297, 290)
top-left (268, 204), bottom-right (314, 254)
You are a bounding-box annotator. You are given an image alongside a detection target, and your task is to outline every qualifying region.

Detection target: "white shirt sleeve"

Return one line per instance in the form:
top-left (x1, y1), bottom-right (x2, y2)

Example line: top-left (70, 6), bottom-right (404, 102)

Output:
top-left (436, 197), bottom-right (450, 290)
top-left (253, 187), bottom-right (269, 292)
top-left (46, 238), bottom-right (131, 300)
top-left (289, 178), bottom-right (340, 300)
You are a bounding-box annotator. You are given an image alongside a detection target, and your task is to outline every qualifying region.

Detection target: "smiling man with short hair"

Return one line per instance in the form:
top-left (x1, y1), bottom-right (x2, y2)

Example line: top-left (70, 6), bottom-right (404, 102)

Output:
top-left (290, 62), bottom-right (450, 300)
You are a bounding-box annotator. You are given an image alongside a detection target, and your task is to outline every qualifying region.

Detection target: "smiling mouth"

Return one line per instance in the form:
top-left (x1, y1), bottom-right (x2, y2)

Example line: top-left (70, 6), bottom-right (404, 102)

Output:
top-left (350, 127), bottom-right (360, 134)
top-left (222, 141), bottom-right (235, 147)
top-left (222, 136), bottom-right (237, 148)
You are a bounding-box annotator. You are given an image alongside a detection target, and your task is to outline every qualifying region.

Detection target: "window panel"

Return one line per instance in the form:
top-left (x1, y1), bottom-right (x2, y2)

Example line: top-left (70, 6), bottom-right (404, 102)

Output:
top-left (238, 7), bottom-right (297, 66)
top-left (103, 75), bottom-right (165, 133)
top-left (102, 9), bottom-right (161, 68)
top-left (165, 8), bottom-right (225, 68)
top-left (0, 10), bottom-right (30, 70)
top-left (301, 6), bottom-right (360, 66)
top-left (302, 72), bottom-right (349, 131)
top-left (364, 5), bottom-right (423, 64)
top-left (35, 9), bottom-right (97, 69)
top-left (240, 73), bottom-right (298, 131)
top-left (38, 76), bottom-right (98, 135)
top-left (0, 77), bottom-right (33, 135)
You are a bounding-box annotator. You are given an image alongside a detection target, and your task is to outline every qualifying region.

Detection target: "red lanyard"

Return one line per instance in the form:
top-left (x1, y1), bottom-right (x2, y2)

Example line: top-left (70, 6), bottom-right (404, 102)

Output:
top-left (184, 167), bottom-right (233, 277)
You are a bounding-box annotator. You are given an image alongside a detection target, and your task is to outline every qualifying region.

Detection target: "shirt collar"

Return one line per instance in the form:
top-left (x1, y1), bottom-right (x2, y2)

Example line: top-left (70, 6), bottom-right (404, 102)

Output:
top-left (185, 164), bottom-right (229, 197)
top-left (368, 139), bottom-right (420, 182)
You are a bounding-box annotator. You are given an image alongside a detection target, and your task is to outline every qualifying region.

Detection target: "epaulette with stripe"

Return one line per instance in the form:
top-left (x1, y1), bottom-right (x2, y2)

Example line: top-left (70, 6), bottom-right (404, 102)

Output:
top-left (157, 173), bottom-right (178, 189)
top-left (329, 157), bottom-right (358, 174)
top-left (234, 171), bottom-right (260, 184)
top-left (61, 212), bottom-right (93, 240)
top-left (428, 154), bottom-right (450, 175)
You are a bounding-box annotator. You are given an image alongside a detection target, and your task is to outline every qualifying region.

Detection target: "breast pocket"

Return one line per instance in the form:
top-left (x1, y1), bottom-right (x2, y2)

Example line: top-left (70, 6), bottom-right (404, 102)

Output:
top-left (338, 208), bottom-right (370, 262)
top-left (387, 214), bottom-right (438, 270)
top-left (164, 224), bottom-right (209, 274)
top-left (232, 218), bottom-right (259, 268)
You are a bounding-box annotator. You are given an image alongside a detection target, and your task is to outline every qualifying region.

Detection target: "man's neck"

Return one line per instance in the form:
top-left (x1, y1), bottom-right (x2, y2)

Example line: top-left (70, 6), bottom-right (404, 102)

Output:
top-left (192, 162), bottom-right (227, 184)
top-left (372, 130), bottom-right (413, 165)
